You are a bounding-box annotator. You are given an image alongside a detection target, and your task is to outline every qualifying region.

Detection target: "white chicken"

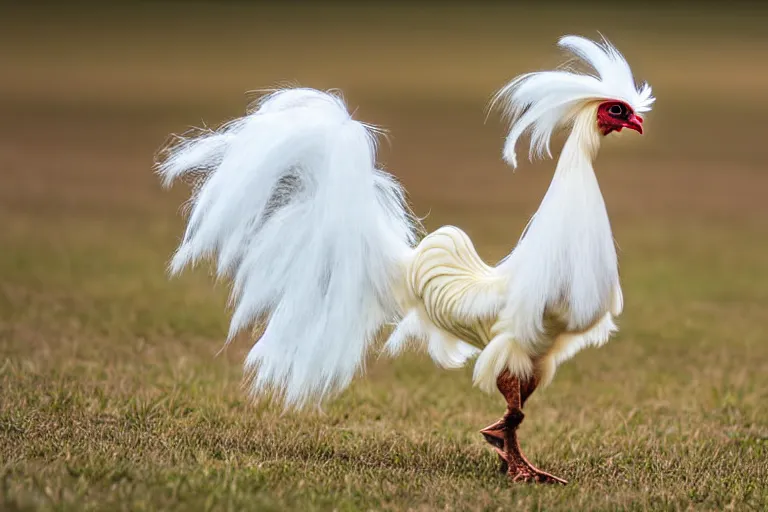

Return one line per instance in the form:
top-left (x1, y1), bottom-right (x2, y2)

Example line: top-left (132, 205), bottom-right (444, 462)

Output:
top-left (158, 35), bottom-right (654, 484)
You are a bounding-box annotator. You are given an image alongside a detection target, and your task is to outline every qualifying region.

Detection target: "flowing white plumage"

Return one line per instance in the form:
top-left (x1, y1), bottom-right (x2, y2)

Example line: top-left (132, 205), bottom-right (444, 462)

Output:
top-left (158, 35), bottom-right (654, 484)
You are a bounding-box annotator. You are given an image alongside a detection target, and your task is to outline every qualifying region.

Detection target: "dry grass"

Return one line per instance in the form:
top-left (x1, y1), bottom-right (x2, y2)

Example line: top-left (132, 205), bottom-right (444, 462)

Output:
top-left (1, 4), bottom-right (768, 511)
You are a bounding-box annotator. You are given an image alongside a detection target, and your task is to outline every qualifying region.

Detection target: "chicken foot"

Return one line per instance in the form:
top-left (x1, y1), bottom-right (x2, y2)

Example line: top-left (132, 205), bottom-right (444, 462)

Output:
top-left (479, 370), bottom-right (567, 484)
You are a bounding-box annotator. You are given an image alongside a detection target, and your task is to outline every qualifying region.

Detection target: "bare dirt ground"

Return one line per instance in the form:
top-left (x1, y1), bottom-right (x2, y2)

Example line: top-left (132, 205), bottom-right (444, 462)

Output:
top-left (1, 4), bottom-right (767, 511)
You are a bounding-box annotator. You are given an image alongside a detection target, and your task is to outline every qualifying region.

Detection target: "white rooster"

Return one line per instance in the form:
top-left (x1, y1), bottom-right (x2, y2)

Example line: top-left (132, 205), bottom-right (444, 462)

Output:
top-left (158, 35), bottom-right (654, 484)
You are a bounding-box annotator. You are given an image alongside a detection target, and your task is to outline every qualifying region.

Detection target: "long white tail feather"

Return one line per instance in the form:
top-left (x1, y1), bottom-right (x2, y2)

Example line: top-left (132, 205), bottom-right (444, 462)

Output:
top-left (157, 88), bottom-right (420, 408)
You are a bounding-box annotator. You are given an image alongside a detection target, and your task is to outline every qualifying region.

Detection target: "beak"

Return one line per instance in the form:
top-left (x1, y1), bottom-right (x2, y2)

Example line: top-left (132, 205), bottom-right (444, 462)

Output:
top-left (625, 113), bottom-right (644, 134)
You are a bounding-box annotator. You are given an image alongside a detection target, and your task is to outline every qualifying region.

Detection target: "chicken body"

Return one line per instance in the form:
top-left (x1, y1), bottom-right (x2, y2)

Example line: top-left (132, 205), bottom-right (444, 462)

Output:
top-left (405, 110), bottom-right (623, 391)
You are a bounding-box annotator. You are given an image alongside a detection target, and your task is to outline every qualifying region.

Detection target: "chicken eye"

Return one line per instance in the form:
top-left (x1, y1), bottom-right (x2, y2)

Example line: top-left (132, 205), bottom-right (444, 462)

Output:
top-left (608, 104), bottom-right (625, 116)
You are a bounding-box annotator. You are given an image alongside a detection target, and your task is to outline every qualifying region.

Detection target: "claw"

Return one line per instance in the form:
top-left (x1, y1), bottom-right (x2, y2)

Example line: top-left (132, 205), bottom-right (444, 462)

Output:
top-left (479, 421), bottom-right (505, 450)
top-left (533, 471), bottom-right (568, 485)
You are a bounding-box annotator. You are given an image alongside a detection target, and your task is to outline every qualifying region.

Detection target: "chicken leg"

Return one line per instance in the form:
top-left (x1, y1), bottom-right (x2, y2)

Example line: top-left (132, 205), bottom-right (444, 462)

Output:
top-left (479, 370), bottom-right (567, 484)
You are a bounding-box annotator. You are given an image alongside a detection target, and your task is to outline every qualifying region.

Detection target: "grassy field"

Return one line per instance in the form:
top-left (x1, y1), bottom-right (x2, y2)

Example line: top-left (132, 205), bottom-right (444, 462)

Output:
top-left (2, 4), bottom-right (768, 511)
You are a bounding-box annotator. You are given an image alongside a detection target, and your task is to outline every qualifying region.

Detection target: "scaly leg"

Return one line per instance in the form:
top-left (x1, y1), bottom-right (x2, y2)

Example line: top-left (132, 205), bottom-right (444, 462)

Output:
top-left (479, 370), bottom-right (567, 484)
top-left (479, 371), bottom-right (538, 474)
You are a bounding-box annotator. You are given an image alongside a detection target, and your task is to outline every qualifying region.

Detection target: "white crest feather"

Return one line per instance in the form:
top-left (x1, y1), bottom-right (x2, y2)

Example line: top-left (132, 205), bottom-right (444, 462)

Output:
top-left (492, 34), bottom-right (655, 168)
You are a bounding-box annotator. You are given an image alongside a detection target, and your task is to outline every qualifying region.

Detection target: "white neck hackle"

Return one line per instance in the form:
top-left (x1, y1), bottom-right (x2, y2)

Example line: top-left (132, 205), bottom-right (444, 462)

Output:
top-left (507, 102), bottom-right (604, 254)
top-left (549, 104), bottom-right (602, 179)
top-left (496, 102), bottom-right (618, 350)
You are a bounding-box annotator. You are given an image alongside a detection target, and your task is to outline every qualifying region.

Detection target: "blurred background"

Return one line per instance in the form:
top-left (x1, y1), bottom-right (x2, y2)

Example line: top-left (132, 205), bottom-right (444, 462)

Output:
top-left (3, 3), bottom-right (768, 241)
top-left (2, 2), bottom-right (767, 510)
